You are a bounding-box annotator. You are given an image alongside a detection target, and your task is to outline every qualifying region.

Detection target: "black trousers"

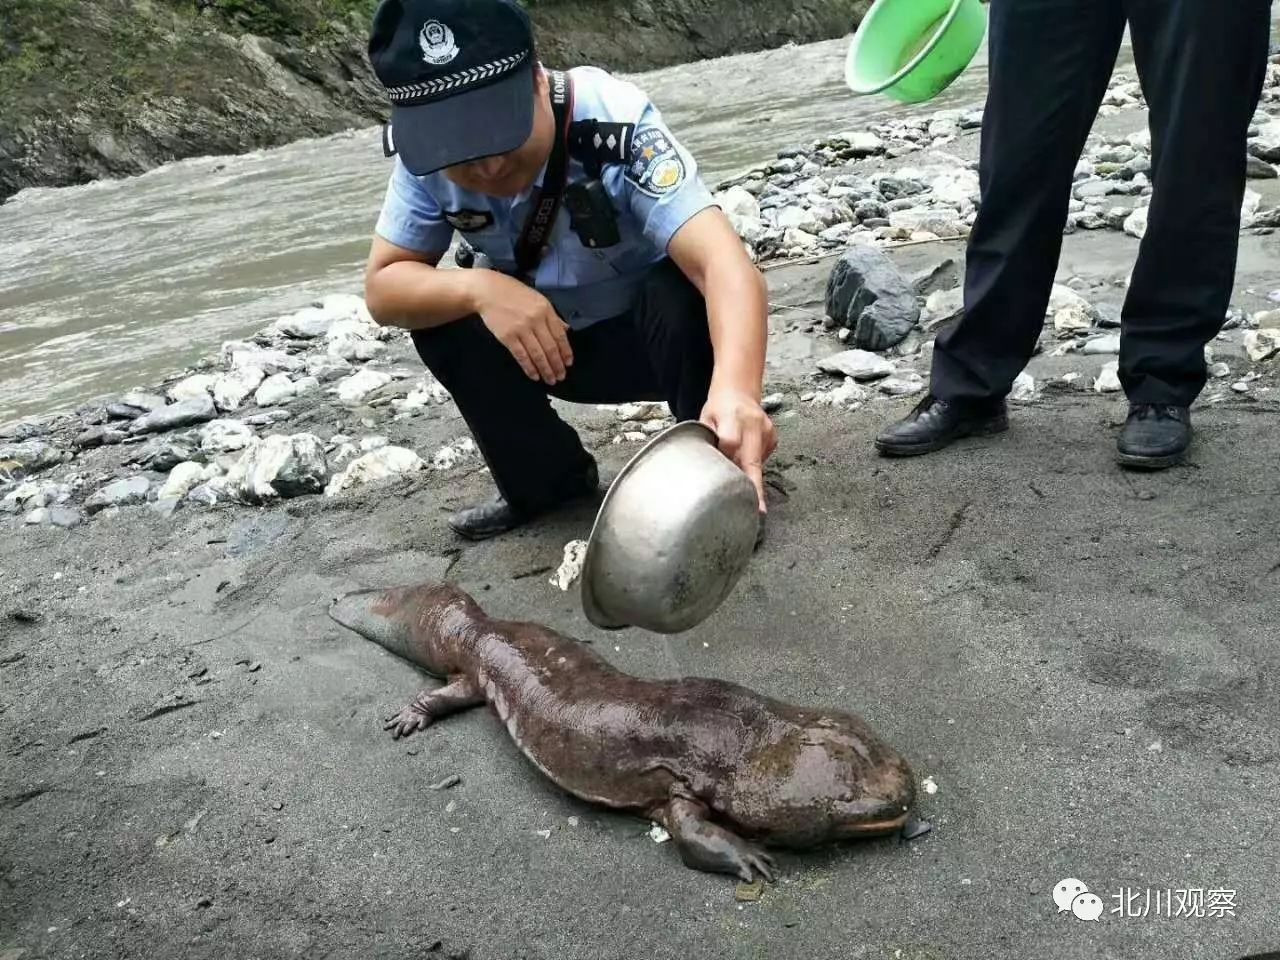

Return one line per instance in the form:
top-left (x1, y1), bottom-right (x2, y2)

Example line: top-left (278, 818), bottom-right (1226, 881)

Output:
top-left (931, 0), bottom-right (1273, 407)
top-left (410, 258), bottom-right (714, 513)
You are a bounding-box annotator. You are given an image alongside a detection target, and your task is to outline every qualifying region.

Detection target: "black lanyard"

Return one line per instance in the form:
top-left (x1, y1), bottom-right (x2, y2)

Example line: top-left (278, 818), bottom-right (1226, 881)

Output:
top-left (513, 69), bottom-right (574, 278)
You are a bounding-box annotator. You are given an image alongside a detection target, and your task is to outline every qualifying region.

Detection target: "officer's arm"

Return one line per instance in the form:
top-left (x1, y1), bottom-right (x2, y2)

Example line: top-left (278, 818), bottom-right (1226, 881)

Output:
top-left (667, 206), bottom-right (775, 512)
top-left (363, 237), bottom-right (478, 329)
top-left (365, 237), bottom-right (575, 384)
top-left (666, 207), bottom-right (768, 403)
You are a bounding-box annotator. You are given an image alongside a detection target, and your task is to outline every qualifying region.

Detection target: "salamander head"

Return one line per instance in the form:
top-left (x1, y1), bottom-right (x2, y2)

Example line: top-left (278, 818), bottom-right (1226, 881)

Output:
top-left (328, 587), bottom-right (418, 657)
top-left (731, 713), bottom-right (916, 846)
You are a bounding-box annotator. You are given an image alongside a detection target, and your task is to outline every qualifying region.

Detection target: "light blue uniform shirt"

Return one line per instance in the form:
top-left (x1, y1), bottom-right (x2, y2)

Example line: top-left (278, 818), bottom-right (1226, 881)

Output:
top-left (374, 65), bottom-right (717, 329)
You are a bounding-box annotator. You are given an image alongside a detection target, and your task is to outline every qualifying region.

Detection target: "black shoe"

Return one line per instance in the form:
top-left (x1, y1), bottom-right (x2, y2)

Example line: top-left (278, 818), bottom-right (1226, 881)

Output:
top-left (1116, 403), bottom-right (1191, 470)
top-left (448, 460), bottom-right (601, 541)
top-left (874, 394), bottom-right (1009, 456)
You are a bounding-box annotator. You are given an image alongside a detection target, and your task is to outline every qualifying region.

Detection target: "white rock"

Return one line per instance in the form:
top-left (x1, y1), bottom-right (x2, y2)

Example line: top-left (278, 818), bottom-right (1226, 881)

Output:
top-left (878, 376), bottom-right (924, 397)
top-left (1242, 188), bottom-right (1263, 225)
top-left (549, 540), bottom-right (589, 591)
top-left (431, 437), bottom-right (478, 471)
top-left (226, 346), bottom-right (304, 376)
top-left (168, 374), bottom-right (216, 402)
top-left (781, 227), bottom-right (819, 251)
top-left (1049, 284), bottom-right (1095, 336)
top-left (325, 445), bottom-right (426, 496)
top-left (159, 462), bottom-right (211, 501)
top-left (213, 367), bottom-right (266, 412)
top-left (1094, 361), bottom-right (1122, 393)
top-left (2, 483), bottom-right (38, 511)
top-left (328, 337), bottom-right (384, 362)
top-left (808, 380), bottom-right (867, 407)
top-left (1244, 329), bottom-right (1280, 361)
top-left (1048, 284), bottom-right (1092, 316)
top-left (1127, 130), bottom-right (1152, 151)
top-left (306, 355), bottom-right (353, 383)
top-left (776, 206), bottom-right (824, 235)
top-left (255, 373), bottom-right (298, 407)
top-left (729, 214), bottom-right (770, 245)
top-left (1082, 334), bottom-right (1122, 355)
top-left (1054, 305), bottom-right (1095, 340)
top-left (611, 401), bottom-right (669, 422)
top-left (1209, 361), bottom-right (1231, 379)
top-left (843, 131), bottom-right (885, 156)
top-left (3, 480), bottom-right (71, 510)
top-left (888, 209), bottom-right (964, 239)
top-left (319, 293), bottom-right (375, 325)
top-left (200, 419), bottom-right (254, 453)
top-left (221, 434), bottom-right (329, 503)
top-left (1124, 205), bottom-right (1149, 239)
top-left (272, 306), bottom-right (334, 340)
top-left (923, 286), bottom-right (964, 327)
top-left (817, 349), bottom-right (895, 381)
top-left (391, 379), bottom-right (452, 413)
top-left (929, 169), bottom-right (980, 209)
top-left (336, 369), bottom-right (393, 404)
top-left (820, 223), bottom-right (856, 243)
top-left (84, 476), bottom-right (151, 514)
top-left (329, 442), bottom-right (358, 465)
top-left (928, 118), bottom-right (959, 140)
top-left (1010, 371), bottom-right (1036, 402)
top-left (717, 186), bottom-right (761, 222)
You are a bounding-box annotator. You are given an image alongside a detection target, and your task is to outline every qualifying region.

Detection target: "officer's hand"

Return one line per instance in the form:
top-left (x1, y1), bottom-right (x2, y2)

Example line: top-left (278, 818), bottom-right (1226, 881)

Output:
top-left (471, 272), bottom-right (574, 385)
top-left (700, 387), bottom-right (777, 515)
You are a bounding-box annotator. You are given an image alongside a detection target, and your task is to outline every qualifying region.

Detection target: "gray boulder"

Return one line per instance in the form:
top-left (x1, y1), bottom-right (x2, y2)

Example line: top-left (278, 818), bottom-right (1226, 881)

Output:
top-left (85, 476), bottom-right (151, 514)
top-left (824, 247), bottom-right (921, 351)
top-left (128, 396), bottom-right (217, 436)
top-left (0, 440), bottom-right (70, 478)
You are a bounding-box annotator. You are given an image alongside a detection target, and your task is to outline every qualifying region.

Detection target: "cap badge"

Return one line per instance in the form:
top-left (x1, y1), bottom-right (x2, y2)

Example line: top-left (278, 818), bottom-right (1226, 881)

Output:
top-left (419, 20), bottom-right (460, 65)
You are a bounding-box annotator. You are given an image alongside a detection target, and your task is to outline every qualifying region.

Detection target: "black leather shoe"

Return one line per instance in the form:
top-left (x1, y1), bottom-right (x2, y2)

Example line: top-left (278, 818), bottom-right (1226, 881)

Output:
top-left (874, 394), bottom-right (1009, 456)
top-left (1116, 403), bottom-right (1191, 469)
top-left (448, 460), bottom-right (600, 541)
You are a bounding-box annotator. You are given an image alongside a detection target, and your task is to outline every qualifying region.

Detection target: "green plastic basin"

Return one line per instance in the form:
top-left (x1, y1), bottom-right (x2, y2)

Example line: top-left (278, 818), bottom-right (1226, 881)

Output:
top-left (844, 0), bottom-right (987, 104)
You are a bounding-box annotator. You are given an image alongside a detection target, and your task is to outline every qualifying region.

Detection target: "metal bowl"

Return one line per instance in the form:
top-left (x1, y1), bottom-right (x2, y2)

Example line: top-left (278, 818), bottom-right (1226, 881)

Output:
top-left (580, 420), bottom-right (760, 634)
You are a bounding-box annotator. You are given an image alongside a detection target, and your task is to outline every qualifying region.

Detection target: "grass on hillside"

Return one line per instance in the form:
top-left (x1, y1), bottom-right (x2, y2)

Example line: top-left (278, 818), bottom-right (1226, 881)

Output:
top-left (0, 0), bottom-right (381, 120)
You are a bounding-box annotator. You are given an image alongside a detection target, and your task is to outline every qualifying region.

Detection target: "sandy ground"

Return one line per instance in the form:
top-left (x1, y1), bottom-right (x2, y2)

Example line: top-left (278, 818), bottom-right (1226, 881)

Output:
top-left (5, 101), bottom-right (1280, 960)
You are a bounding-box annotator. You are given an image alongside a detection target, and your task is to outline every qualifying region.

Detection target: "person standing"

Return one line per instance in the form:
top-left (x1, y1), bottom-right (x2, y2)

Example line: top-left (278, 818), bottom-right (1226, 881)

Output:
top-left (875, 0), bottom-right (1274, 468)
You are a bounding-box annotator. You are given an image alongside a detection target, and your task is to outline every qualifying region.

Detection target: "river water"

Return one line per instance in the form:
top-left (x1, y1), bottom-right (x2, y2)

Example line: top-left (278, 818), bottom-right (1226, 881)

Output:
top-left (1, 30), bottom-right (1140, 425)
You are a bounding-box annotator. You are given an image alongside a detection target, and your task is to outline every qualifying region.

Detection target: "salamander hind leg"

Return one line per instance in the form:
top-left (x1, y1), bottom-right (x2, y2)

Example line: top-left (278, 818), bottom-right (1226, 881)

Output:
top-left (662, 795), bottom-right (776, 883)
top-left (385, 675), bottom-right (483, 740)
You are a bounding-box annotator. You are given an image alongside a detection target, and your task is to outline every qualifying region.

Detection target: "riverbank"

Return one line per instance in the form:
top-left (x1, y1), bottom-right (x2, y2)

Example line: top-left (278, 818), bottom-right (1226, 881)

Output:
top-left (5, 66), bottom-right (1280, 960)
top-left (0, 0), bottom-right (869, 202)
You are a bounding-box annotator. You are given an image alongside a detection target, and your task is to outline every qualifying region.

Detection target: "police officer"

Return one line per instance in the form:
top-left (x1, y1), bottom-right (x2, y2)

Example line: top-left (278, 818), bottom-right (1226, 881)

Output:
top-left (363, 0), bottom-right (776, 540)
top-left (874, 0), bottom-right (1273, 470)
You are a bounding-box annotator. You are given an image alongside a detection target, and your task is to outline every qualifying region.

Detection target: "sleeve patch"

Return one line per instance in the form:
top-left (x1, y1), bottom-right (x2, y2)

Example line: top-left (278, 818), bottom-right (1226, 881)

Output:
top-left (626, 126), bottom-right (687, 198)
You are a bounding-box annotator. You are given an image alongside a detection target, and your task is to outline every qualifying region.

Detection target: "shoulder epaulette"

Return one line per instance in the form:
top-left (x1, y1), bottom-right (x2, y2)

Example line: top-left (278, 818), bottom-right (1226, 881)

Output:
top-left (568, 119), bottom-right (634, 177)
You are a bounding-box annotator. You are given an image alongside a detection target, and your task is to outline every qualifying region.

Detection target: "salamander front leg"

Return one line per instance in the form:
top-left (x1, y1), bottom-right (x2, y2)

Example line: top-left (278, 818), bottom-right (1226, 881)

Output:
top-left (384, 675), bottom-right (483, 740)
top-left (661, 794), bottom-right (776, 883)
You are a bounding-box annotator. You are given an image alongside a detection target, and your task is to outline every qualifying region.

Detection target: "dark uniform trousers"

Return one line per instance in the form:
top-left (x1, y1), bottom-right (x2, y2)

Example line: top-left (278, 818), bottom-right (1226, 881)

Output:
top-left (410, 257), bottom-right (713, 514)
top-left (931, 0), bottom-right (1273, 407)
